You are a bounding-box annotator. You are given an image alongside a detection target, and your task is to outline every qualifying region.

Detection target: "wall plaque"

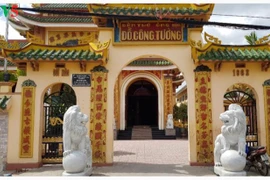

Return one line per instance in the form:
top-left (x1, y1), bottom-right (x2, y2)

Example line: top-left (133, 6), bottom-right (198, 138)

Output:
top-left (72, 74), bottom-right (91, 87)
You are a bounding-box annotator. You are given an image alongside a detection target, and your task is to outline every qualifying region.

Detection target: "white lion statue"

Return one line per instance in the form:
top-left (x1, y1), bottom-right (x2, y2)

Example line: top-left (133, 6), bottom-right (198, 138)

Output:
top-left (62, 105), bottom-right (92, 176)
top-left (166, 114), bottom-right (174, 129)
top-left (214, 104), bottom-right (247, 175)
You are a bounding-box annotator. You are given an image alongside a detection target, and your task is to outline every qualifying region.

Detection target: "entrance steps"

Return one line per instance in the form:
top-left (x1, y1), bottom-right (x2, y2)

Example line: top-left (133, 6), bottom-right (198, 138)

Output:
top-left (131, 126), bottom-right (152, 140)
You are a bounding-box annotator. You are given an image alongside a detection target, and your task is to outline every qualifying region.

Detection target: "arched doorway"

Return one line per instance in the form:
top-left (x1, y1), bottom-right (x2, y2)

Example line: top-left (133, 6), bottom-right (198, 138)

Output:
top-left (223, 84), bottom-right (257, 147)
top-left (42, 83), bottom-right (76, 163)
top-left (126, 79), bottom-right (158, 127)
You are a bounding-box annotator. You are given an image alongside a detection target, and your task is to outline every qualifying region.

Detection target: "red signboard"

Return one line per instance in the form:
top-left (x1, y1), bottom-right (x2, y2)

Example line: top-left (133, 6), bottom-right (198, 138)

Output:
top-left (120, 21), bottom-right (182, 42)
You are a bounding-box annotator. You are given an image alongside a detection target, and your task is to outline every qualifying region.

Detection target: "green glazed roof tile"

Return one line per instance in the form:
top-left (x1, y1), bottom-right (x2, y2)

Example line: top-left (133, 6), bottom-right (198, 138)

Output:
top-left (92, 6), bottom-right (209, 16)
top-left (128, 59), bottom-right (173, 66)
top-left (18, 11), bottom-right (93, 23)
top-left (198, 48), bottom-right (270, 61)
top-left (38, 4), bottom-right (88, 9)
top-left (7, 48), bottom-right (103, 61)
top-left (0, 59), bottom-right (16, 66)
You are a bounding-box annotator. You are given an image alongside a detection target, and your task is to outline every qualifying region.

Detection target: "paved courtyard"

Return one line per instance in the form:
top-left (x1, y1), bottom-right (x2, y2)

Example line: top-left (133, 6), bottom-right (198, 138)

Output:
top-left (5, 139), bottom-right (261, 176)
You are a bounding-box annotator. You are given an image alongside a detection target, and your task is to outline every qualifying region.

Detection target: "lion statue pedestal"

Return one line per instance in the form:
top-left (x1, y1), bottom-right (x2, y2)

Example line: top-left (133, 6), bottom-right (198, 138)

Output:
top-left (165, 114), bottom-right (176, 136)
top-left (62, 105), bottom-right (92, 176)
top-left (214, 104), bottom-right (247, 176)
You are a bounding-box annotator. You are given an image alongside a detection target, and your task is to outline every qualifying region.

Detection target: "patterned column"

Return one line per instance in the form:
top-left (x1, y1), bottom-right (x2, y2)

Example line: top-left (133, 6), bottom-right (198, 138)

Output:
top-left (114, 77), bottom-right (119, 129)
top-left (263, 79), bottom-right (270, 155)
top-left (164, 77), bottom-right (173, 124)
top-left (20, 79), bottom-right (36, 158)
top-left (90, 65), bottom-right (108, 163)
top-left (194, 64), bottom-right (213, 164)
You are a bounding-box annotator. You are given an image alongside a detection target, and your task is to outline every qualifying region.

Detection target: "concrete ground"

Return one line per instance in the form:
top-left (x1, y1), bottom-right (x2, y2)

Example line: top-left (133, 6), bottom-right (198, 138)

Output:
top-left (4, 139), bottom-right (263, 176)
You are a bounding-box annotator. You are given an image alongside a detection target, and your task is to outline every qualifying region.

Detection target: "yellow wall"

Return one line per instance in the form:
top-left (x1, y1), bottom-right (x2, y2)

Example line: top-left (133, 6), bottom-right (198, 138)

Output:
top-left (207, 62), bottom-right (266, 147)
top-left (7, 62), bottom-right (97, 164)
top-left (99, 27), bottom-right (202, 163)
top-left (176, 87), bottom-right (187, 105)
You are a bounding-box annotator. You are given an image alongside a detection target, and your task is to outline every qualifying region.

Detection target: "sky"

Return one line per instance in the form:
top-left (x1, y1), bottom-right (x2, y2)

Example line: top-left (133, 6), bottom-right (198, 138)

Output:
top-left (0, 3), bottom-right (270, 44)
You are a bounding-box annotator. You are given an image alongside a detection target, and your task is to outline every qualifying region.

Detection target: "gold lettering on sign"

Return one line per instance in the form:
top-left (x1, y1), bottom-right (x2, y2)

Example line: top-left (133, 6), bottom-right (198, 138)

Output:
top-left (120, 21), bottom-right (182, 42)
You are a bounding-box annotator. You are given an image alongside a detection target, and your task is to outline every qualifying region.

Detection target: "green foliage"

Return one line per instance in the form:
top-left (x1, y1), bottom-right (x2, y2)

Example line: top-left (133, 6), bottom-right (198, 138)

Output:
top-left (173, 104), bottom-right (181, 120)
top-left (245, 31), bottom-right (258, 45)
top-left (173, 103), bottom-right (188, 122)
top-left (178, 103), bottom-right (188, 122)
top-left (0, 69), bottom-right (26, 82)
top-left (17, 69), bottom-right (26, 76)
top-left (0, 71), bottom-right (18, 82)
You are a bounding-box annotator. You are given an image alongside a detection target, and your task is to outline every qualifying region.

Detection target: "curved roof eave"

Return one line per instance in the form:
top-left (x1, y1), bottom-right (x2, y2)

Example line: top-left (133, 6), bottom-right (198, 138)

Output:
top-left (9, 20), bottom-right (30, 32)
top-left (15, 14), bottom-right (98, 28)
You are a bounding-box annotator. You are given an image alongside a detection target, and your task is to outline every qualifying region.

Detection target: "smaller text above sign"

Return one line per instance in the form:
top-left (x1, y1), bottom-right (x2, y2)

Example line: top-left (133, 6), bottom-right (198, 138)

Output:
top-left (72, 74), bottom-right (91, 87)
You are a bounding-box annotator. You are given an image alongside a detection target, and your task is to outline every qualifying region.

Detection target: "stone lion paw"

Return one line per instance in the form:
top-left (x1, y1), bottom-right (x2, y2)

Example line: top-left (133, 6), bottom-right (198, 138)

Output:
top-left (220, 149), bottom-right (227, 154)
top-left (63, 150), bottom-right (73, 157)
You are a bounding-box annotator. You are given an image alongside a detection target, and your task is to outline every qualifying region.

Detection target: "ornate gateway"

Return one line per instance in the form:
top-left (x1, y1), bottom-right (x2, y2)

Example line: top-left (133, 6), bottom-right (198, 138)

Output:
top-left (42, 84), bottom-right (76, 163)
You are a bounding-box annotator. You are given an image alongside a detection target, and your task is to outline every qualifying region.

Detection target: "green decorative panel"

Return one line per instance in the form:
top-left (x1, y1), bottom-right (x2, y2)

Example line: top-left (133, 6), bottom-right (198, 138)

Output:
top-left (91, 65), bottom-right (109, 73)
top-left (22, 79), bottom-right (37, 87)
top-left (194, 64), bottom-right (212, 72)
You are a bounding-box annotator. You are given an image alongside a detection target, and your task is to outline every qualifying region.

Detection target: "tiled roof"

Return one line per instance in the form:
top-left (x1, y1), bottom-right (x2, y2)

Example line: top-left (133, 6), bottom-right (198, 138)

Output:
top-left (3, 43), bottom-right (108, 62)
top-left (0, 59), bottom-right (16, 66)
top-left (89, 4), bottom-right (213, 17)
top-left (38, 4), bottom-right (88, 9)
top-left (7, 41), bottom-right (29, 49)
top-left (128, 59), bottom-right (173, 66)
top-left (0, 40), bottom-right (30, 52)
top-left (18, 11), bottom-right (93, 23)
top-left (198, 47), bottom-right (270, 61)
top-left (7, 49), bottom-right (102, 61)
top-left (9, 17), bottom-right (27, 28)
top-left (92, 7), bottom-right (209, 16)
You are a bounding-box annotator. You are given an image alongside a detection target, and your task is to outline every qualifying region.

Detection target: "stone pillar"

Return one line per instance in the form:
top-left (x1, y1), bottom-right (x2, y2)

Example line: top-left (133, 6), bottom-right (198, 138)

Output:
top-left (90, 66), bottom-right (108, 163)
top-left (0, 112), bottom-right (8, 174)
top-left (263, 79), bottom-right (270, 155)
top-left (194, 64), bottom-right (213, 164)
top-left (20, 79), bottom-right (36, 158)
top-left (164, 77), bottom-right (173, 126)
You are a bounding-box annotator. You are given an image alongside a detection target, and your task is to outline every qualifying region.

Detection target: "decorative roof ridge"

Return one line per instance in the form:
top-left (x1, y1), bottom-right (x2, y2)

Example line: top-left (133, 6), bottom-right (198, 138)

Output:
top-left (90, 3), bottom-right (213, 8)
top-left (190, 32), bottom-right (270, 51)
top-left (8, 17), bottom-right (27, 28)
top-left (190, 32), bottom-right (270, 64)
top-left (18, 10), bottom-right (88, 18)
top-left (17, 10), bottom-right (93, 24)
top-left (256, 34), bottom-right (270, 45)
top-left (88, 3), bottom-right (214, 19)
top-left (37, 3), bottom-right (88, 10)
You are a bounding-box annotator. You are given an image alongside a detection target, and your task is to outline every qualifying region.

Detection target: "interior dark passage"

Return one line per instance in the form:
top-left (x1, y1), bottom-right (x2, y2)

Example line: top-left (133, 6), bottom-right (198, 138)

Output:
top-left (126, 80), bottom-right (158, 127)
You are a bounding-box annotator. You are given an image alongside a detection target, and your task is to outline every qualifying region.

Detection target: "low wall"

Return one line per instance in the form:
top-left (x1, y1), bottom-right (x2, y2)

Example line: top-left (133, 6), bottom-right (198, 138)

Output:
top-left (0, 113), bottom-right (8, 173)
